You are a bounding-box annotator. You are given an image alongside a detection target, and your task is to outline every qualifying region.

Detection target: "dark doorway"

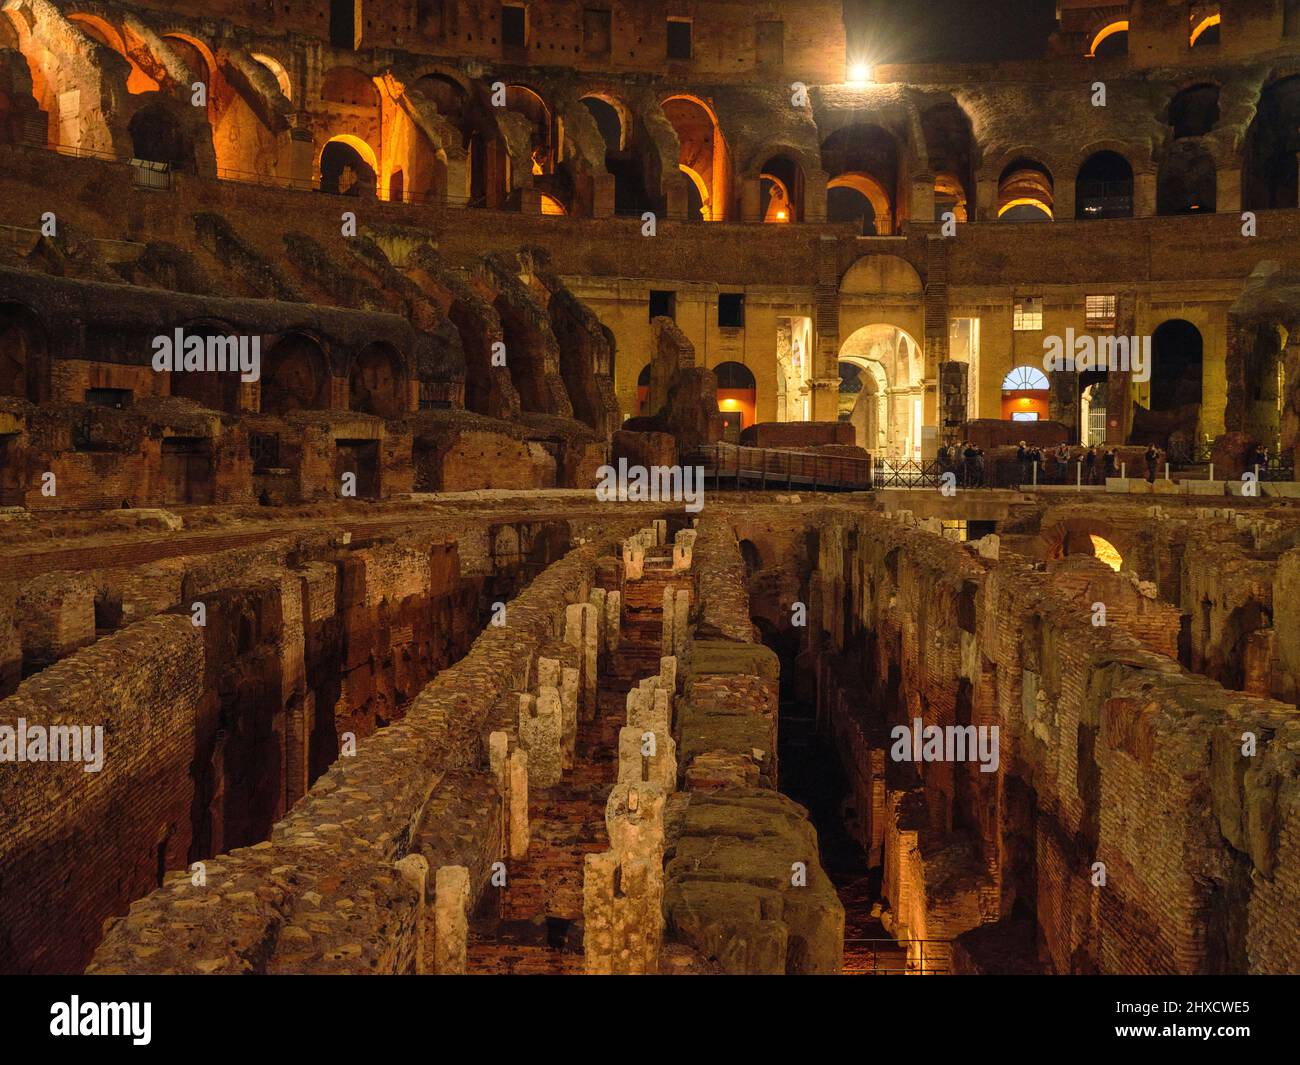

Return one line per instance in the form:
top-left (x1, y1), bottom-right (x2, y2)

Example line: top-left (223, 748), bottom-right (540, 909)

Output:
top-left (336, 438), bottom-right (380, 499)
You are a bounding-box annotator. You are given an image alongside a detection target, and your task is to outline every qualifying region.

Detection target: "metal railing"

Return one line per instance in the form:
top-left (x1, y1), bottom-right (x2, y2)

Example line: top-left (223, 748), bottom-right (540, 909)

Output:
top-left (686, 442), bottom-right (872, 492)
top-left (874, 458), bottom-right (941, 489)
top-left (843, 938), bottom-right (951, 975)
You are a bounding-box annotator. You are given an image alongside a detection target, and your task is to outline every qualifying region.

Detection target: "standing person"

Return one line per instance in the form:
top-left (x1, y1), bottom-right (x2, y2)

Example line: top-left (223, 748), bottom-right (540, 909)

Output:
top-left (1145, 443), bottom-right (1159, 483)
top-left (1054, 442), bottom-right (1070, 484)
top-left (973, 443), bottom-right (986, 488)
top-left (1016, 440), bottom-right (1028, 486)
top-left (1103, 447), bottom-right (1118, 481)
top-left (1085, 446), bottom-right (1098, 485)
top-left (963, 440), bottom-right (977, 488)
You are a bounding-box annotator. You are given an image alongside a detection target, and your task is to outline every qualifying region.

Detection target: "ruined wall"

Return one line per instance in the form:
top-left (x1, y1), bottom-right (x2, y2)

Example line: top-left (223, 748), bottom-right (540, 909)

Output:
top-left (664, 515), bottom-right (844, 974)
top-left (85, 538), bottom-right (623, 974)
top-left (810, 507), bottom-right (1300, 974)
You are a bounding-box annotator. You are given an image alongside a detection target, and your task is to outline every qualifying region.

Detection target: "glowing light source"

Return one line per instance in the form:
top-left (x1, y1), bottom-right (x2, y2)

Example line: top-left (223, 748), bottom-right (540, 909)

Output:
top-left (1190, 14), bottom-right (1220, 48)
top-left (848, 62), bottom-right (872, 85)
top-left (776, 209), bottom-right (788, 221)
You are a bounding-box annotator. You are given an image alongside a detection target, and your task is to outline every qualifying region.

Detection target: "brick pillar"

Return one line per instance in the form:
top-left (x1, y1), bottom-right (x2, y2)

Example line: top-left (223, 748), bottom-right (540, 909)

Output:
top-left (433, 865), bottom-right (469, 975)
top-left (805, 169), bottom-right (828, 222)
top-left (1217, 166), bottom-right (1242, 213)
top-left (741, 176), bottom-right (763, 222)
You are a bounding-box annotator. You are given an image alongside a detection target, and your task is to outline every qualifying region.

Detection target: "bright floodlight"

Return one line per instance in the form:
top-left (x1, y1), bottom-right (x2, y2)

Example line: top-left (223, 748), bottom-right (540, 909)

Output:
top-left (848, 62), bottom-right (872, 84)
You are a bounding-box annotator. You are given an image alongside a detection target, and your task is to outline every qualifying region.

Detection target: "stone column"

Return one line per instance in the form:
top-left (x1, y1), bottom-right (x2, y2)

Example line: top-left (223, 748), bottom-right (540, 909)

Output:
top-left (804, 170), bottom-right (829, 223)
top-left (604, 590), bottom-right (622, 653)
top-left (741, 176), bottom-right (763, 222)
top-left (624, 540), bottom-right (646, 581)
top-left (661, 586), bottom-right (676, 655)
top-left (560, 666), bottom-right (579, 768)
top-left (518, 690), bottom-right (562, 788)
top-left (652, 519), bottom-right (667, 546)
top-left (508, 747), bottom-right (529, 859)
top-left (1134, 169), bottom-right (1157, 218)
top-left (565, 602), bottom-right (599, 719)
top-left (673, 590), bottom-right (690, 657)
top-left (433, 864), bottom-right (469, 975)
top-left (659, 654), bottom-right (677, 694)
top-left (618, 725), bottom-right (676, 791)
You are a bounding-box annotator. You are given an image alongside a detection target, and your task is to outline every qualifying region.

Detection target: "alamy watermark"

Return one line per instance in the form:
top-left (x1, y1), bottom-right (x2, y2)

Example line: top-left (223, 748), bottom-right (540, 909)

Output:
top-left (0, 718), bottom-right (104, 772)
top-left (890, 718), bottom-right (1000, 773)
top-left (595, 459), bottom-right (704, 513)
top-left (1043, 329), bottom-right (1151, 383)
top-left (152, 329), bottom-right (261, 382)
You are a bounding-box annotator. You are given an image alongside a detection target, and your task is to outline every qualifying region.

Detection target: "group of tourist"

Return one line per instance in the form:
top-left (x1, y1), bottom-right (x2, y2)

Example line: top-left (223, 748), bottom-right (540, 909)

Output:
top-left (939, 441), bottom-right (987, 487)
top-left (934, 440), bottom-right (1174, 488)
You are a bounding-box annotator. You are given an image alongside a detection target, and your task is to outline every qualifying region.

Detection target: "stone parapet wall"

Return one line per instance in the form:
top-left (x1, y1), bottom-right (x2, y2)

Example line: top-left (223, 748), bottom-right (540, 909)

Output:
top-left (85, 539), bottom-right (608, 974)
top-left (813, 508), bottom-right (1300, 974)
top-left (663, 515), bottom-right (844, 974)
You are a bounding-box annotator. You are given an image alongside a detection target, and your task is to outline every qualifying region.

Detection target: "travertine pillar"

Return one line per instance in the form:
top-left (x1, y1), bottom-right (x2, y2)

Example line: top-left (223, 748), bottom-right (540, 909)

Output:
top-left (624, 541), bottom-right (645, 581)
top-left (588, 587), bottom-right (607, 653)
top-left (519, 690), bottom-right (562, 788)
top-left (604, 590), bottom-right (622, 653)
top-left (661, 586), bottom-right (676, 655)
top-left (583, 782), bottom-right (666, 975)
top-left (433, 864), bottom-right (469, 975)
top-left (652, 519), bottom-right (667, 546)
top-left (672, 543), bottom-right (692, 571)
top-left (659, 655), bottom-right (677, 693)
top-left (672, 590), bottom-right (689, 656)
top-left (508, 747), bottom-right (530, 859)
top-left (488, 730), bottom-right (509, 851)
top-left (559, 666), bottom-right (579, 769)
top-left (618, 725), bottom-right (676, 792)
top-left (565, 602), bottom-right (599, 719)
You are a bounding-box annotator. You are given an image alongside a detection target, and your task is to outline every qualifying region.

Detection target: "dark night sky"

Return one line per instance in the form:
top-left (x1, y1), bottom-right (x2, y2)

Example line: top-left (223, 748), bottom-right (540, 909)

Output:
top-left (843, 0), bottom-right (1061, 64)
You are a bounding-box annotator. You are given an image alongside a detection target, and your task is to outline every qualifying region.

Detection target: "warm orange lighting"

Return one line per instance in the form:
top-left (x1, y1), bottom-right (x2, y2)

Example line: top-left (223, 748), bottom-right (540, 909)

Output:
top-left (776, 209), bottom-right (788, 221)
top-left (540, 194), bottom-right (566, 216)
top-left (720, 399), bottom-right (740, 409)
top-left (1088, 20), bottom-right (1129, 57)
top-left (1190, 14), bottom-right (1220, 47)
top-left (998, 197), bottom-right (1054, 219)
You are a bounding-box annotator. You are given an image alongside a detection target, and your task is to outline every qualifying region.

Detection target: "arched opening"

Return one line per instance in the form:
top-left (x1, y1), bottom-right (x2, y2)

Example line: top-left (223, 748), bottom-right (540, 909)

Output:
top-left (261, 333), bottom-right (330, 415)
top-left (1090, 535), bottom-right (1123, 571)
top-left (129, 104), bottom-right (192, 169)
top-left (822, 123), bottom-right (899, 234)
top-left (250, 53), bottom-right (292, 101)
top-left (739, 539), bottom-right (762, 577)
top-left (1075, 150), bottom-right (1133, 219)
top-left (1243, 324), bottom-right (1286, 453)
top-left (838, 358), bottom-right (889, 453)
top-left (505, 84), bottom-right (555, 177)
top-left (162, 34), bottom-right (211, 100)
top-left (1190, 14), bottom-right (1221, 49)
top-left (998, 158), bottom-right (1054, 220)
top-left (67, 13), bottom-right (158, 94)
top-left (1150, 320), bottom-right (1203, 412)
top-left (0, 302), bottom-right (48, 404)
top-left (933, 172), bottom-right (968, 222)
top-left (1243, 76), bottom-right (1300, 211)
top-left (662, 94), bottom-right (731, 222)
top-left (1089, 21), bottom-right (1129, 58)
top-left (840, 324), bottom-right (921, 458)
top-left (319, 135), bottom-right (377, 196)
top-left (760, 154), bottom-right (804, 223)
top-left (1001, 365), bottom-right (1050, 421)
top-left (350, 343), bottom-right (407, 419)
top-left (922, 101), bottom-right (975, 222)
top-left (1158, 142), bottom-right (1216, 214)
top-left (827, 173), bottom-right (892, 235)
top-left (1080, 379), bottom-right (1108, 445)
top-left (1168, 84), bottom-right (1219, 139)
top-left (713, 361), bottom-right (756, 440)
top-left (636, 363), bottom-right (651, 416)
top-left (582, 93), bottom-right (655, 216)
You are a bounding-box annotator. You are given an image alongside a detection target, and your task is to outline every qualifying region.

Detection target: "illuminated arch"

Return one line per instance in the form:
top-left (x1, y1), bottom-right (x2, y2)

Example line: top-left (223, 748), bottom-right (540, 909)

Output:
top-left (662, 93), bottom-right (731, 222)
top-left (540, 193), bottom-right (566, 215)
top-left (1002, 365), bottom-right (1050, 391)
top-left (1088, 20), bottom-right (1129, 57)
top-left (321, 133), bottom-right (377, 174)
top-left (934, 172), bottom-right (968, 221)
top-left (67, 12), bottom-right (158, 94)
top-left (1190, 14), bottom-right (1221, 48)
top-left (828, 172), bottom-right (892, 232)
top-left (250, 52), bottom-right (292, 101)
top-left (678, 163), bottom-right (710, 216)
top-left (1090, 535), bottom-right (1123, 571)
top-left (161, 32), bottom-right (217, 80)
